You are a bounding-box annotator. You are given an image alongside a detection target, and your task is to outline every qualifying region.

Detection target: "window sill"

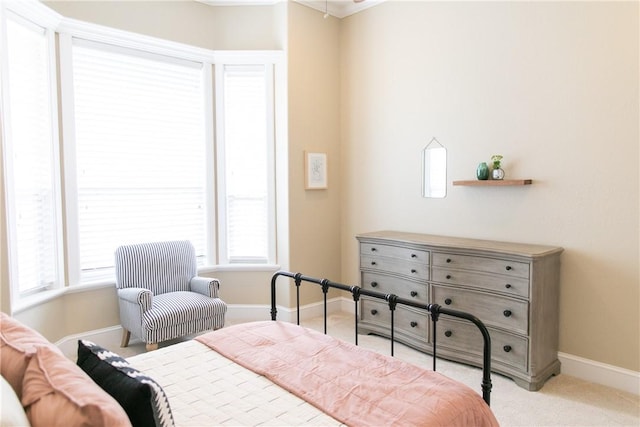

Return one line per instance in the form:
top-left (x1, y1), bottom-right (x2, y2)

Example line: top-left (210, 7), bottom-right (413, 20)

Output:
top-left (199, 264), bottom-right (281, 273)
top-left (11, 288), bottom-right (66, 315)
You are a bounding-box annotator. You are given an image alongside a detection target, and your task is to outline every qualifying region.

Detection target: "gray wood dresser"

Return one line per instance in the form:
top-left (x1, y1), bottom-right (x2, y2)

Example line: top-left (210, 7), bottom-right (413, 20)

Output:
top-left (357, 230), bottom-right (563, 391)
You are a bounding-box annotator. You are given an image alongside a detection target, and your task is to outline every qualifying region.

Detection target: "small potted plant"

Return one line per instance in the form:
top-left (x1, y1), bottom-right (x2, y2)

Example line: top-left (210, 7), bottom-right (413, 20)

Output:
top-left (491, 155), bottom-right (504, 180)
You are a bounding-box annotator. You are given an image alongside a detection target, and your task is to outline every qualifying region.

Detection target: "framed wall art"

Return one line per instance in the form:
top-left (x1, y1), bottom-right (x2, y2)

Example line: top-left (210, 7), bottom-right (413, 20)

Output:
top-left (304, 151), bottom-right (327, 190)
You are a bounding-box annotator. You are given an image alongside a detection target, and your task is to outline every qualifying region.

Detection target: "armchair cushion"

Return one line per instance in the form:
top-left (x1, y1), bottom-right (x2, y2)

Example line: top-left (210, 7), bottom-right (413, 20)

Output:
top-left (144, 292), bottom-right (226, 328)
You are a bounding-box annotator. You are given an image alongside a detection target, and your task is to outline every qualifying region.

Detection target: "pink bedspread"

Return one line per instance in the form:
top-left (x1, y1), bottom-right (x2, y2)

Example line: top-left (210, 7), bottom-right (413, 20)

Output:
top-left (196, 321), bottom-right (499, 427)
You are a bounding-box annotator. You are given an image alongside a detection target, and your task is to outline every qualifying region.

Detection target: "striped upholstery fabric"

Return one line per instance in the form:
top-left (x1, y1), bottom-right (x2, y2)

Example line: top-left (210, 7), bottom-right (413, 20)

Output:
top-left (114, 241), bottom-right (227, 347)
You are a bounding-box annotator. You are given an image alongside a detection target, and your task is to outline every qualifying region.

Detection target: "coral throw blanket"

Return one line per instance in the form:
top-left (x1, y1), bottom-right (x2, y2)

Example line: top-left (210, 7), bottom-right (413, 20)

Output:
top-left (196, 321), bottom-right (498, 427)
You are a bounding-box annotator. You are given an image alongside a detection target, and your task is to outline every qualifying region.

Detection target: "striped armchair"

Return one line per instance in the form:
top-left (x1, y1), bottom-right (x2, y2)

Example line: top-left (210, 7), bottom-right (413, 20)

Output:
top-left (114, 240), bottom-right (227, 351)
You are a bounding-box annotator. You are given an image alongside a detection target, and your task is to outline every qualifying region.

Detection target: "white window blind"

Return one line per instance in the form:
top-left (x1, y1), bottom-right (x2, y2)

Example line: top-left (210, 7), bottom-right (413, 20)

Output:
top-left (222, 65), bottom-right (271, 263)
top-left (3, 13), bottom-right (60, 294)
top-left (70, 40), bottom-right (207, 280)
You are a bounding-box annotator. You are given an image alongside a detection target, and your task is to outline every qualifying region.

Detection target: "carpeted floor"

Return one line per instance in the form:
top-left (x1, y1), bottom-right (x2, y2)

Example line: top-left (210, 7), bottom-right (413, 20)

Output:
top-left (100, 312), bottom-right (639, 427)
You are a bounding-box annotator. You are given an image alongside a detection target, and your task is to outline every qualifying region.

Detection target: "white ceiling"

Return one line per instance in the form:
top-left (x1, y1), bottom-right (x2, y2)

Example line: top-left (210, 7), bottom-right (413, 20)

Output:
top-left (196, 0), bottom-right (385, 19)
top-left (294, 0), bottom-right (385, 18)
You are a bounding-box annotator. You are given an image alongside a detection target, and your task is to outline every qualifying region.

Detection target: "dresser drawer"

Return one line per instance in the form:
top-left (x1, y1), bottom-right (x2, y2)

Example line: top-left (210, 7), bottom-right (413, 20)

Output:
top-left (431, 285), bottom-right (528, 335)
top-left (361, 243), bottom-right (429, 264)
top-left (432, 252), bottom-right (530, 279)
top-left (361, 298), bottom-right (429, 341)
top-left (435, 318), bottom-right (528, 372)
top-left (431, 267), bottom-right (529, 298)
top-left (361, 255), bottom-right (429, 280)
top-left (362, 272), bottom-right (428, 303)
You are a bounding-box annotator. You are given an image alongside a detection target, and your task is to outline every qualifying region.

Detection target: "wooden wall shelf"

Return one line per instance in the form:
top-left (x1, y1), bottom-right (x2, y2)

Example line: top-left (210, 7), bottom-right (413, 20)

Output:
top-left (453, 179), bottom-right (533, 186)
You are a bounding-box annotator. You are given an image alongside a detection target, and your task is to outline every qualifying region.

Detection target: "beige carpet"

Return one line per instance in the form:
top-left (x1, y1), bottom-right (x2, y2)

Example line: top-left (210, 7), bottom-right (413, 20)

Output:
top-left (100, 313), bottom-right (639, 427)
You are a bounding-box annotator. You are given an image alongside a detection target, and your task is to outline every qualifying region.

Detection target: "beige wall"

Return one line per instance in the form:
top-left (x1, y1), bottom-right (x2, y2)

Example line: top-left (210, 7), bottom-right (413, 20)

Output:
top-left (339, 1), bottom-right (639, 371)
top-left (287, 2), bottom-right (342, 304)
top-left (13, 287), bottom-right (121, 342)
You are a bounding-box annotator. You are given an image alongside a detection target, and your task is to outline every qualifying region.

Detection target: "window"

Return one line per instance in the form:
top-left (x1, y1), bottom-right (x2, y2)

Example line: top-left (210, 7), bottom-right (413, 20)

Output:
top-left (67, 40), bottom-right (208, 281)
top-left (218, 65), bottom-right (275, 264)
top-left (1, 11), bottom-right (61, 295)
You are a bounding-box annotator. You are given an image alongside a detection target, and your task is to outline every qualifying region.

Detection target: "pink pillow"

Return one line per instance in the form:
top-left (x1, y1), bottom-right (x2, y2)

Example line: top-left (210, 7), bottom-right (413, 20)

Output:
top-left (21, 345), bottom-right (131, 427)
top-left (0, 312), bottom-right (61, 397)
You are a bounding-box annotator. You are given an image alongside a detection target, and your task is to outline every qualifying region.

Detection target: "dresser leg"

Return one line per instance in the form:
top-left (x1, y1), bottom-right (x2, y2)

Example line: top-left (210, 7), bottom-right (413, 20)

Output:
top-left (513, 360), bottom-right (562, 391)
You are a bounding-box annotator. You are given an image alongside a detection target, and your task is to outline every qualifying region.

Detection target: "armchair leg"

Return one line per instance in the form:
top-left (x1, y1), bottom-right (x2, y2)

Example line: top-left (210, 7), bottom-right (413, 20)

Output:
top-left (146, 343), bottom-right (158, 351)
top-left (121, 329), bottom-right (131, 348)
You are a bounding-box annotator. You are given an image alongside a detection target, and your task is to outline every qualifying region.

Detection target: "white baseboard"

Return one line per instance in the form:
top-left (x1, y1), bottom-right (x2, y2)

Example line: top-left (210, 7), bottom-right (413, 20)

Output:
top-left (558, 352), bottom-right (640, 396)
top-left (225, 296), bottom-right (354, 323)
top-left (56, 299), bottom-right (639, 396)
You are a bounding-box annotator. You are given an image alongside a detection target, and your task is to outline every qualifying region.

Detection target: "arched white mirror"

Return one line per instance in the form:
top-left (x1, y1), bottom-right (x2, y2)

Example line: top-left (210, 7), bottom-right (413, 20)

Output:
top-left (422, 138), bottom-right (447, 198)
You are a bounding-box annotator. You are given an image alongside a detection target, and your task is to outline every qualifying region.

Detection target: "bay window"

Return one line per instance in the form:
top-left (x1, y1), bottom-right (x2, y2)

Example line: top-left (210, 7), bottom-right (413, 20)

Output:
top-left (1, 1), bottom-right (283, 299)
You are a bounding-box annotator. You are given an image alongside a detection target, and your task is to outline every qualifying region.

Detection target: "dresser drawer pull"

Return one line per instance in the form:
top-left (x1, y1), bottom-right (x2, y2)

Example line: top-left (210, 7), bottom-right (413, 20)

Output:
top-left (503, 309), bottom-right (512, 317)
top-left (446, 274), bottom-right (452, 279)
top-left (503, 345), bottom-right (512, 353)
top-left (410, 321), bottom-right (418, 328)
top-left (411, 269), bottom-right (417, 273)
top-left (446, 258), bottom-right (452, 263)
top-left (371, 281), bottom-right (378, 288)
top-left (505, 283), bottom-right (512, 289)
top-left (371, 261), bottom-right (377, 266)
top-left (371, 309), bottom-right (378, 315)
top-left (505, 265), bottom-right (512, 271)
top-left (444, 298), bottom-right (452, 305)
top-left (371, 247), bottom-right (377, 252)
top-left (410, 291), bottom-right (418, 297)
top-left (444, 330), bottom-right (452, 337)
top-left (411, 253), bottom-right (417, 258)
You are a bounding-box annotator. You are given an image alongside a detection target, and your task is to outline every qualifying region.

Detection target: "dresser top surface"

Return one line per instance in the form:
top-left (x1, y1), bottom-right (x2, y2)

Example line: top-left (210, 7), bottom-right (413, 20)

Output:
top-left (357, 230), bottom-right (563, 258)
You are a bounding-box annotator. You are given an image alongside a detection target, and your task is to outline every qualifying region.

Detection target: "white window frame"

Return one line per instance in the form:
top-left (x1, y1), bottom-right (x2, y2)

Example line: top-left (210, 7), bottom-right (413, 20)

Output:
top-left (0, 1), bottom-right (64, 304)
top-left (59, 35), bottom-right (214, 284)
top-left (215, 59), bottom-right (278, 265)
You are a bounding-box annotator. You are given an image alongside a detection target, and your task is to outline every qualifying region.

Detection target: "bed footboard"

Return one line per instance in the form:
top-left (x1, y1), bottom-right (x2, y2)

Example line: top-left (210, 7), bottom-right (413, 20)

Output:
top-left (270, 270), bottom-right (493, 406)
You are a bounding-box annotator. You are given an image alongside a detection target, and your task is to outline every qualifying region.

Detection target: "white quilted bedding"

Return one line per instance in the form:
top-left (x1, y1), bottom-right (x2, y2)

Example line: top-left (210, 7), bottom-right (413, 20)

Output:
top-left (127, 339), bottom-right (343, 426)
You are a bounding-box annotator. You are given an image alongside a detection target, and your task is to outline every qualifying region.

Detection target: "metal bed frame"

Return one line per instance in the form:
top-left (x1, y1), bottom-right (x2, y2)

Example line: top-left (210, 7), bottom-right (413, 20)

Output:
top-left (270, 270), bottom-right (493, 406)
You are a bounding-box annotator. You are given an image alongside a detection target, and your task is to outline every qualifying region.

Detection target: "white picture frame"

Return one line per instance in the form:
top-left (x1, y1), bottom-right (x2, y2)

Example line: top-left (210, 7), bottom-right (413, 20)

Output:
top-left (304, 151), bottom-right (327, 190)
